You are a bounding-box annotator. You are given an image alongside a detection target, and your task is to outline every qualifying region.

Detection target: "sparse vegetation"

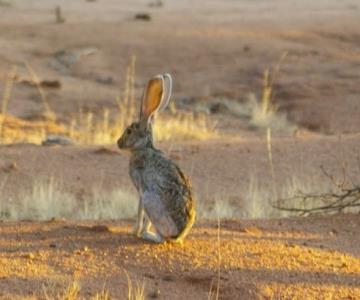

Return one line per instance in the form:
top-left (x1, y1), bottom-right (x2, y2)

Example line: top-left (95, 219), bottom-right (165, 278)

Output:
top-left (0, 173), bottom-right (341, 222)
top-left (125, 272), bottom-right (145, 300)
top-left (0, 178), bottom-right (137, 221)
top-left (43, 280), bottom-right (81, 300)
top-left (60, 281), bottom-right (81, 300)
top-left (0, 175), bottom-right (253, 221)
top-left (207, 63), bottom-right (296, 134)
top-left (248, 64), bottom-right (296, 133)
top-left (0, 59), bottom-right (216, 145)
top-left (198, 197), bottom-right (238, 220)
top-left (42, 276), bottom-right (144, 300)
top-left (274, 166), bottom-right (360, 215)
top-left (92, 288), bottom-right (111, 300)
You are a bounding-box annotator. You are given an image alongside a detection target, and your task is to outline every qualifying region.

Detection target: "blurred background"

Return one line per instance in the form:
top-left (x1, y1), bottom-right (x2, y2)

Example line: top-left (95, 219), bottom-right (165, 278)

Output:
top-left (0, 0), bottom-right (360, 220)
top-left (0, 0), bottom-right (359, 145)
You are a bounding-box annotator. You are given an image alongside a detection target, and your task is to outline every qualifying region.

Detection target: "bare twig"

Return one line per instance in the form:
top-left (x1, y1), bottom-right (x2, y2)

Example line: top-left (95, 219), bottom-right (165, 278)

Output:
top-left (215, 217), bottom-right (221, 300)
top-left (267, 128), bottom-right (277, 202)
top-left (24, 62), bottom-right (56, 121)
top-left (208, 216), bottom-right (221, 300)
top-left (0, 66), bottom-right (17, 141)
top-left (55, 6), bottom-right (66, 24)
top-left (1, 66), bottom-right (17, 114)
top-left (274, 165), bottom-right (360, 215)
top-left (273, 185), bottom-right (360, 215)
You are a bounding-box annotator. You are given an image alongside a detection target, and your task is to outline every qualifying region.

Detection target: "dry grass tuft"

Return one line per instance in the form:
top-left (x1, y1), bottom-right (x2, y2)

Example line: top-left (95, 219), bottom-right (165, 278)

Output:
top-left (197, 169), bottom-right (338, 221)
top-left (198, 198), bottom-right (238, 220)
top-left (248, 53), bottom-right (296, 133)
top-left (24, 63), bottom-right (56, 121)
top-left (60, 281), bottom-right (81, 300)
top-left (247, 68), bottom-right (296, 133)
top-left (66, 105), bottom-right (216, 145)
top-left (0, 113), bottom-right (67, 144)
top-left (0, 178), bottom-right (137, 221)
top-left (125, 271), bottom-right (145, 300)
top-left (44, 280), bottom-right (111, 300)
top-left (155, 110), bottom-right (217, 141)
top-left (92, 287), bottom-right (111, 300)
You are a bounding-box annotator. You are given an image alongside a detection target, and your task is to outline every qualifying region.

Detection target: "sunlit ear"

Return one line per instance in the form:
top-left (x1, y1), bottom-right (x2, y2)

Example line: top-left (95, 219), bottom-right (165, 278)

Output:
top-left (140, 76), bottom-right (164, 123)
top-left (157, 73), bottom-right (172, 113)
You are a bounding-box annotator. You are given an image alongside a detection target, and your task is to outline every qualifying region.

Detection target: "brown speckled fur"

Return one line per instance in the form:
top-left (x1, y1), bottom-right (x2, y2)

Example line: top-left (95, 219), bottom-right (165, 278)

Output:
top-left (117, 74), bottom-right (195, 242)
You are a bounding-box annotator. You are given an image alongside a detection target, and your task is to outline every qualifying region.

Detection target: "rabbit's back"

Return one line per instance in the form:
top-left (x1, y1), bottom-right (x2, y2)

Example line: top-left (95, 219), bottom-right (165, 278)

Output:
top-left (130, 148), bottom-right (195, 239)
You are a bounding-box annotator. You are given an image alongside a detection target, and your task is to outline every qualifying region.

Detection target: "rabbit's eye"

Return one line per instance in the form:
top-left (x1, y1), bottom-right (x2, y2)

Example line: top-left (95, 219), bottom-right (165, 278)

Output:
top-left (126, 128), bottom-right (132, 135)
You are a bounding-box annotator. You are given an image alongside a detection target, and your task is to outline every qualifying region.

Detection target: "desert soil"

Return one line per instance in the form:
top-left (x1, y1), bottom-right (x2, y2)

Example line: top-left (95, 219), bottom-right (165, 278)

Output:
top-left (1, 0), bottom-right (360, 299)
top-left (0, 215), bottom-right (360, 299)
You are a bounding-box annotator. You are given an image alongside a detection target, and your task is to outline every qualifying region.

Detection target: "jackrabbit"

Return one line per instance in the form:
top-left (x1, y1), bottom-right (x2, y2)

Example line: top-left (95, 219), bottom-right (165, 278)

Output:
top-left (117, 74), bottom-right (196, 243)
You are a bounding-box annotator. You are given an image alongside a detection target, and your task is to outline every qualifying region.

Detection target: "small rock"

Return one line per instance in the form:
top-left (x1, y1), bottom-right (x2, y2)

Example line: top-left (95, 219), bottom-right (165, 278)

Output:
top-left (1, 161), bottom-right (17, 173)
top-left (330, 229), bottom-right (338, 236)
top-left (90, 225), bottom-right (112, 233)
top-left (209, 101), bottom-right (230, 114)
top-left (42, 135), bottom-right (73, 146)
top-left (95, 76), bottom-right (113, 85)
top-left (149, 289), bottom-right (161, 298)
top-left (134, 13), bottom-right (152, 21)
top-left (144, 273), bottom-right (155, 279)
top-left (94, 147), bottom-right (118, 155)
top-left (20, 79), bottom-right (61, 89)
top-left (24, 253), bottom-right (35, 260)
top-left (148, 0), bottom-right (163, 7)
top-left (243, 45), bottom-right (251, 52)
top-left (162, 274), bottom-right (174, 282)
top-left (54, 47), bottom-right (98, 68)
top-left (48, 217), bottom-right (66, 223)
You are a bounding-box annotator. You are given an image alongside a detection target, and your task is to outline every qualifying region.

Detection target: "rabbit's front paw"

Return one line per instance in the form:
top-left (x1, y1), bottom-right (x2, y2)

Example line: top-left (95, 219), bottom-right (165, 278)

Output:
top-left (132, 226), bottom-right (142, 238)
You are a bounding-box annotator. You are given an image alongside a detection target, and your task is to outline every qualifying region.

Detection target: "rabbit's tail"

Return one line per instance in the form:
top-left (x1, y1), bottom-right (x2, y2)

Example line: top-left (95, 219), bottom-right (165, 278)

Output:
top-left (170, 205), bottom-right (196, 244)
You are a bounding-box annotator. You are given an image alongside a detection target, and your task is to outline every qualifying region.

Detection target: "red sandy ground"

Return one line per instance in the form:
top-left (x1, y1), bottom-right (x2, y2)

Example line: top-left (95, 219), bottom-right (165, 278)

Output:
top-left (0, 215), bottom-right (359, 299)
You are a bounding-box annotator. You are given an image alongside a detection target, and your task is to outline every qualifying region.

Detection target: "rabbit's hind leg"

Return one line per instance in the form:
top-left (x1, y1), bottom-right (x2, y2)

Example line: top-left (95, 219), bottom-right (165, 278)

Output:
top-left (140, 230), bottom-right (164, 243)
top-left (133, 197), bottom-right (145, 237)
top-left (143, 213), bottom-right (152, 232)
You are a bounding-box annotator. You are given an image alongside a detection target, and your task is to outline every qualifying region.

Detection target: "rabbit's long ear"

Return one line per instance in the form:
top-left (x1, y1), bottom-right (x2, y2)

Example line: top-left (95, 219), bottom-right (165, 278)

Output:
top-left (140, 75), bottom-right (163, 124)
top-left (157, 73), bottom-right (172, 113)
top-left (140, 74), bottom-right (172, 125)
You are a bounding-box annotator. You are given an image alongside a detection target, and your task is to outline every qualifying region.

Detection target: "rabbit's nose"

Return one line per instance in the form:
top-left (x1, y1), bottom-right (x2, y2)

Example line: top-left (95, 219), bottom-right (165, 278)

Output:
top-left (117, 137), bottom-right (123, 148)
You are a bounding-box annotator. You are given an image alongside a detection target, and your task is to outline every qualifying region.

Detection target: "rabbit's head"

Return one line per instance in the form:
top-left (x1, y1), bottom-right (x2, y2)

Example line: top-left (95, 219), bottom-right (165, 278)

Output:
top-left (117, 74), bottom-right (172, 150)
